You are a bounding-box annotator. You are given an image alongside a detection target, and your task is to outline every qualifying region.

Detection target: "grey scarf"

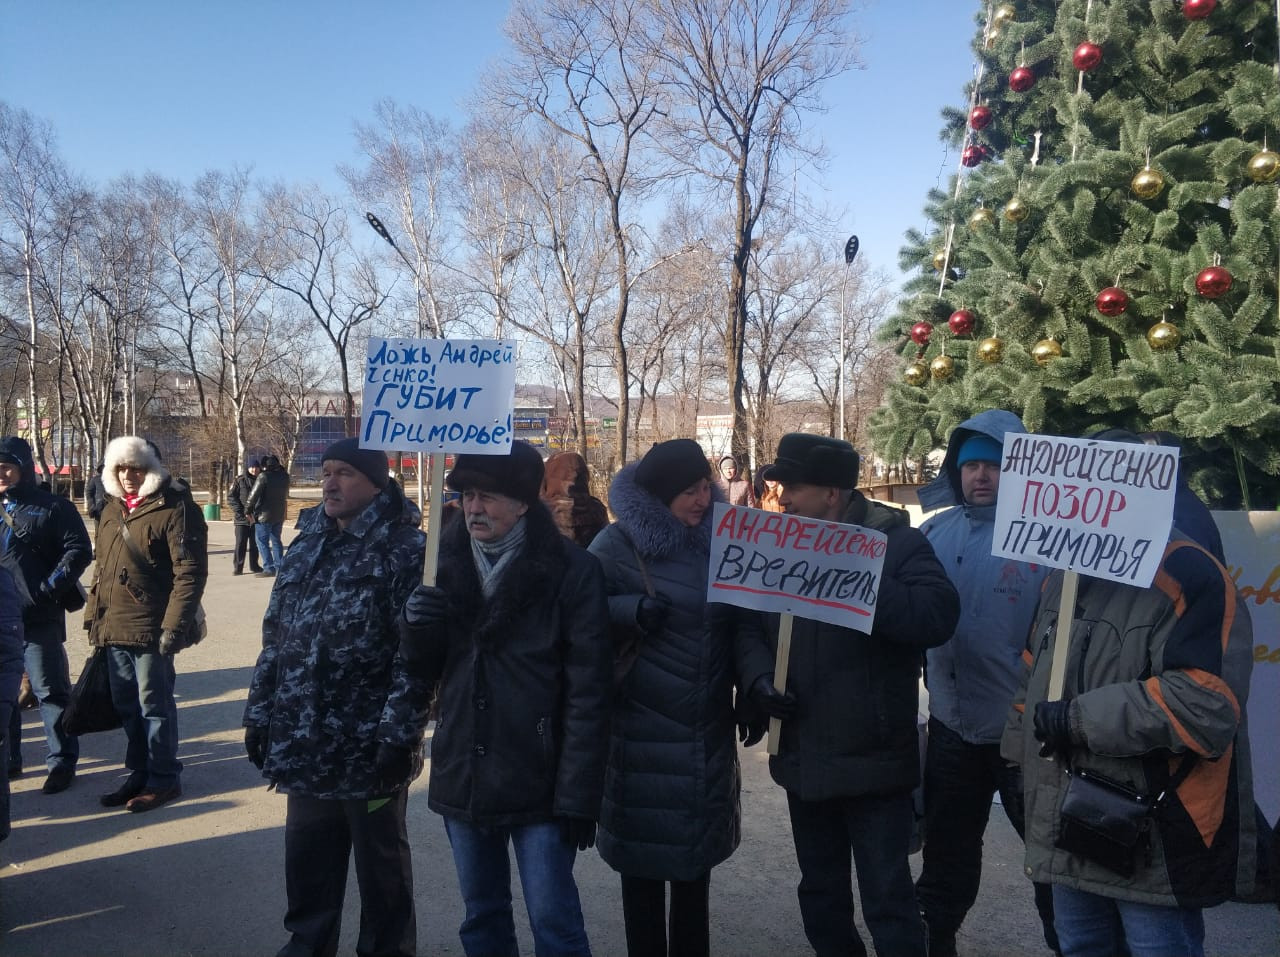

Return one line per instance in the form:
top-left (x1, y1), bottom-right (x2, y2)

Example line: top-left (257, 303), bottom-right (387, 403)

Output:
top-left (470, 516), bottom-right (528, 598)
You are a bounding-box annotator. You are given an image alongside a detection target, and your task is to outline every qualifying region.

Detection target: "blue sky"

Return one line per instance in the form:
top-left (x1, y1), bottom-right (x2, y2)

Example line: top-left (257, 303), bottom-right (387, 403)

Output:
top-left (2, 0), bottom-right (976, 289)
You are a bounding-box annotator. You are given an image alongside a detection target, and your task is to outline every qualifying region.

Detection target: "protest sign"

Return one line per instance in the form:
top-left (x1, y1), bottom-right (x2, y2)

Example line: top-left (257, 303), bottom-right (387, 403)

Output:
top-left (360, 337), bottom-right (517, 454)
top-left (706, 503), bottom-right (888, 634)
top-left (992, 433), bottom-right (1178, 589)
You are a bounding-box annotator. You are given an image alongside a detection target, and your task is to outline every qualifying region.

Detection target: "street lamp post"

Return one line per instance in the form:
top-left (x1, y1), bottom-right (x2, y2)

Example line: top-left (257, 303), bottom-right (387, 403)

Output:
top-left (365, 212), bottom-right (431, 506)
top-left (837, 235), bottom-right (860, 441)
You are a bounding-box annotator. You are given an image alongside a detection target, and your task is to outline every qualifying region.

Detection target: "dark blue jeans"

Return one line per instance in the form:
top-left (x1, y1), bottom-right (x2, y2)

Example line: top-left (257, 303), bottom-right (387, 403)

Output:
top-left (915, 718), bottom-right (1057, 951)
top-left (255, 521), bottom-right (285, 573)
top-left (105, 645), bottom-right (181, 789)
top-left (443, 817), bottom-right (591, 957)
top-left (7, 620), bottom-right (78, 772)
top-left (786, 788), bottom-right (926, 957)
top-left (1052, 884), bottom-right (1203, 957)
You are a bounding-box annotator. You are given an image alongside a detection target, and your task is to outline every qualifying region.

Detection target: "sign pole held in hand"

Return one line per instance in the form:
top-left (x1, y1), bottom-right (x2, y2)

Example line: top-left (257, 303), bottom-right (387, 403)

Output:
top-left (767, 614), bottom-right (794, 756)
top-left (422, 453), bottom-right (447, 586)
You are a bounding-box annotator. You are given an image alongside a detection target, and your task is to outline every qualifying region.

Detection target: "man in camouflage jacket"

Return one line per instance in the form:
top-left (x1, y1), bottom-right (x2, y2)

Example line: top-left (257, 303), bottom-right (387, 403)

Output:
top-left (243, 438), bottom-right (432, 957)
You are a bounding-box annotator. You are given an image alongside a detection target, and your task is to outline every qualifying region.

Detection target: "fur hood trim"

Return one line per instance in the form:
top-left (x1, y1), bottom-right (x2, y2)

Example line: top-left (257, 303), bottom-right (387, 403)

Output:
top-left (103, 436), bottom-right (169, 500)
top-left (606, 462), bottom-right (725, 560)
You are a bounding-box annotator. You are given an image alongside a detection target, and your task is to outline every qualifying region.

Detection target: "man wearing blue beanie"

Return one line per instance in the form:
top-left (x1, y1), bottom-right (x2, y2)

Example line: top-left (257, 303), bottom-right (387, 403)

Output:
top-left (914, 411), bottom-right (1058, 957)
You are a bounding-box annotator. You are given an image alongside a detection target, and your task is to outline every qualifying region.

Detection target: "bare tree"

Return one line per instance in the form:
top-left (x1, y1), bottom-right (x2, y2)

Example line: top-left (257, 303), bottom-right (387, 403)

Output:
top-left (257, 184), bottom-right (388, 437)
top-left (646, 0), bottom-right (858, 462)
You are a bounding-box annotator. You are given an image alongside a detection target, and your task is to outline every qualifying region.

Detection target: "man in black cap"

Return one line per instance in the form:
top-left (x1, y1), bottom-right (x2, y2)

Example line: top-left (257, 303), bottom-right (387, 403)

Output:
top-left (736, 432), bottom-right (960, 957)
top-left (398, 440), bottom-right (611, 957)
top-left (227, 456), bottom-right (263, 575)
top-left (243, 437), bottom-right (434, 957)
top-left (0, 436), bottom-right (92, 792)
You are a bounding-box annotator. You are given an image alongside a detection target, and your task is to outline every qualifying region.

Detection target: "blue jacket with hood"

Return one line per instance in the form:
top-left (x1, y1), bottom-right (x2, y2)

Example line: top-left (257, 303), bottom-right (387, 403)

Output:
top-left (916, 409), bottom-right (1051, 745)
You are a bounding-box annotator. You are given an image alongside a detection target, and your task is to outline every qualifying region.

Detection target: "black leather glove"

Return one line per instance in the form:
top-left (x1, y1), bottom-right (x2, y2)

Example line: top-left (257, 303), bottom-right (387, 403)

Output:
top-left (635, 596), bottom-right (671, 635)
top-left (245, 726), bottom-right (268, 770)
top-left (403, 585), bottom-right (447, 626)
top-left (158, 629), bottom-right (182, 656)
top-left (738, 719), bottom-right (766, 748)
top-left (374, 742), bottom-right (415, 791)
top-left (749, 674), bottom-right (798, 720)
top-left (1033, 699), bottom-right (1075, 758)
top-left (558, 816), bottom-right (597, 851)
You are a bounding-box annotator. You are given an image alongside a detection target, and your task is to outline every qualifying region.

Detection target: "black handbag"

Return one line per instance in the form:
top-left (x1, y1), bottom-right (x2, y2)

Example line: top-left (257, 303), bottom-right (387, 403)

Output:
top-left (1056, 760), bottom-right (1196, 877)
top-left (63, 648), bottom-right (123, 735)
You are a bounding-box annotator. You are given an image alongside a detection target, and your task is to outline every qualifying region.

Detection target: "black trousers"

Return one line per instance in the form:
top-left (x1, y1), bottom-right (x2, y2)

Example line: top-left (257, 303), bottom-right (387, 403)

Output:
top-left (233, 523), bottom-right (261, 572)
top-left (620, 872), bottom-right (710, 957)
top-left (914, 718), bottom-right (1058, 954)
top-left (787, 789), bottom-right (927, 957)
top-left (277, 791), bottom-right (416, 957)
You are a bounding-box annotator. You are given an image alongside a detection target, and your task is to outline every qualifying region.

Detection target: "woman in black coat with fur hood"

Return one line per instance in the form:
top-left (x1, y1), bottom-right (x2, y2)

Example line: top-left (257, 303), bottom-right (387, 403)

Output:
top-left (588, 439), bottom-right (743, 957)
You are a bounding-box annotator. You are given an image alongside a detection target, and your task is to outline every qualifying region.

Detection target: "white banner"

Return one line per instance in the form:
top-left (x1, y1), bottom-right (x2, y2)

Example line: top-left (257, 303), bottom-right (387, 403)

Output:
top-left (706, 503), bottom-right (887, 634)
top-left (993, 434), bottom-right (1177, 588)
top-left (1215, 510), bottom-right (1280, 825)
top-left (360, 337), bottom-right (517, 454)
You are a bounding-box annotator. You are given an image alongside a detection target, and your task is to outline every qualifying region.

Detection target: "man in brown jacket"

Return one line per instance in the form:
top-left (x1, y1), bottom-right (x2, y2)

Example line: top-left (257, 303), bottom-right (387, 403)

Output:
top-left (85, 436), bottom-right (207, 812)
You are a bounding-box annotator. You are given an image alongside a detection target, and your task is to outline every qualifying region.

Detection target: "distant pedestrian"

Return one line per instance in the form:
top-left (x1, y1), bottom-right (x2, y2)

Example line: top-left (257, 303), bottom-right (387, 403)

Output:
top-left (247, 453), bottom-right (290, 577)
top-left (0, 435), bottom-right (92, 792)
top-left (87, 436), bottom-right (208, 812)
top-left (85, 463), bottom-right (108, 533)
top-left (228, 457), bottom-right (263, 575)
top-left (399, 440), bottom-right (611, 957)
top-left (244, 437), bottom-right (433, 957)
top-left (714, 456), bottom-right (755, 507)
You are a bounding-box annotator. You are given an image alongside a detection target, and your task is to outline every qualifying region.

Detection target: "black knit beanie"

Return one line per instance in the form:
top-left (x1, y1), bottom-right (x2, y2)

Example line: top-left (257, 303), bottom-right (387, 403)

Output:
top-left (634, 439), bottom-right (712, 505)
top-left (322, 438), bottom-right (389, 489)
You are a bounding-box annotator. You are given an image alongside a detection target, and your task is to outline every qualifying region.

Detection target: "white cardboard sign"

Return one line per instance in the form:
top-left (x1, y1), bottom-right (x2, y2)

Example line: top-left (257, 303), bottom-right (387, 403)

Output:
top-left (706, 503), bottom-right (888, 634)
top-left (992, 434), bottom-right (1177, 588)
top-left (360, 337), bottom-right (517, 454)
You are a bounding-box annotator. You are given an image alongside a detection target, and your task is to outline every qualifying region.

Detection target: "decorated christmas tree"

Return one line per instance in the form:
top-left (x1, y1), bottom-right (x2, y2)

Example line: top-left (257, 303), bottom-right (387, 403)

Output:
top-left (869, 0), bottom-right (1280, 509)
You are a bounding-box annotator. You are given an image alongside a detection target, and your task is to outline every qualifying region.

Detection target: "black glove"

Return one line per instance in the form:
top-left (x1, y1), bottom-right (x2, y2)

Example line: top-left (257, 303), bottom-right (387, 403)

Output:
top-left (635, 596), bottom-right (670, 635)
top-left (245, 726), bottom-right (268, 770)
top-left (1033, 699), bottom-right (1075, 758)
top-left (558, 816), bottom-right (597, 851)
top-left (749, 674), bottom-right (798, 720)
top-left (374, 742), bottom-right (415, 791)
top-left (158, 629), bottom-right (182, 656)
top-left (738, 719), bottom-right (766, 748)
top-left (403, 585), bottom-right (447, 626)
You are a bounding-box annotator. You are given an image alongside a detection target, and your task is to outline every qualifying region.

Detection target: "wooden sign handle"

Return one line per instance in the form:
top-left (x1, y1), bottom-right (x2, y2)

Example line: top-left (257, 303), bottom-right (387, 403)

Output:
top-left (421, 453), bottom-right (447, 586)
top-left (766, 613), bottom-right (795, 756)
top-left (1045, 570), bottom-right (1078, 703)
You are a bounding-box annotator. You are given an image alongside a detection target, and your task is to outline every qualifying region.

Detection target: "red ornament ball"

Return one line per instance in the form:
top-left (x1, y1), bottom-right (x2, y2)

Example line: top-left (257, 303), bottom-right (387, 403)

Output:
top-left (1072, 41), bottom-right (1103, 72)
top-left (1009, 66), bottom-right (1036, 93)
top-left (909, 321), bottom-right (934, 346)
top-left (969, 105), bottom-right (993, 131)
top-left (1095, 286), bottom-right (1129, 317)
top-left (1195, 265), bottom-right (1232, 299)
top-left (961, 144), bottom-right (987, 168)
top-left (948, 310), bottom-right (976, 336)
top-left (1183, 0), bottom-right (1216, 20)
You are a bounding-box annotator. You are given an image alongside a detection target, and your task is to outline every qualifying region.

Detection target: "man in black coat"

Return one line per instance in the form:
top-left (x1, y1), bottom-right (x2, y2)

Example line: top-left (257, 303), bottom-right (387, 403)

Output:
top-left (0, 436), bottom-right (92, 793)
top-left (246, 454), bottom-right (290, 576)
top-left (738, 433), bottom-right (960, 957)
top-left (227, 457), bottom-right (262, 575)
top-left (398, 441), bottom-right (610, 957)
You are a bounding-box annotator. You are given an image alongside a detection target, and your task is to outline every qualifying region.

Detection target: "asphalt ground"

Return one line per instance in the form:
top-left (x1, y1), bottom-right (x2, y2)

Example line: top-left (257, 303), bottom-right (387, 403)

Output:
top-left (2, 517), bottom-right (1276, 956)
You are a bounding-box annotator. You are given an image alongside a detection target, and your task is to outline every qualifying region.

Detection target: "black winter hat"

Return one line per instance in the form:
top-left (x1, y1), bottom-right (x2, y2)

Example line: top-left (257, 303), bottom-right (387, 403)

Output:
top-left (322, 438), bottom-right (389, 489)
top-left (446, 440), bottom-right (544, 507)
top-left (0, 435), bottom-right (32, 469)
top-left (634, 439), bottom-right (713, 505)
top-left (762, 433), bottom-right (860, 489)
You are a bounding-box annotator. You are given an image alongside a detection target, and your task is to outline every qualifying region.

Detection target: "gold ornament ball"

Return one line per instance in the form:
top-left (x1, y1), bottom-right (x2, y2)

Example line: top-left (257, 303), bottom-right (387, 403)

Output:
top-left (931, 250), bottom-right (949, 272)
top-left (1003, 197), bottom-right (1030, 222)
top-left (903, 362), bottom-right (929, 387)
top-left (993, 3), bottom-right (1016, 24)
top-left (977, 336), bottom-right (1005, 363)
top-left (1131, 167), bottom-right (1165, 199)
top-left (1031, 338), bottom-right (1063, 365)
top-left (984, 24), bottom-right (1001, 49)
top-left (968, 207), bottom-right (997, 230)
top-left (1247, 148), bottom-right (1280, 184)
top-left (1146, 321), bottom-right (1181, 350)
top-left (929, 355), bottom-right (956, 381)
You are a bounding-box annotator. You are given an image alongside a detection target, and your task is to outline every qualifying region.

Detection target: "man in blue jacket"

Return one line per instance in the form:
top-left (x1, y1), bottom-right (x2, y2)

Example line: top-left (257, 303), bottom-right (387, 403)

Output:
top-left (912, 410), bottom-right (1058, 957)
